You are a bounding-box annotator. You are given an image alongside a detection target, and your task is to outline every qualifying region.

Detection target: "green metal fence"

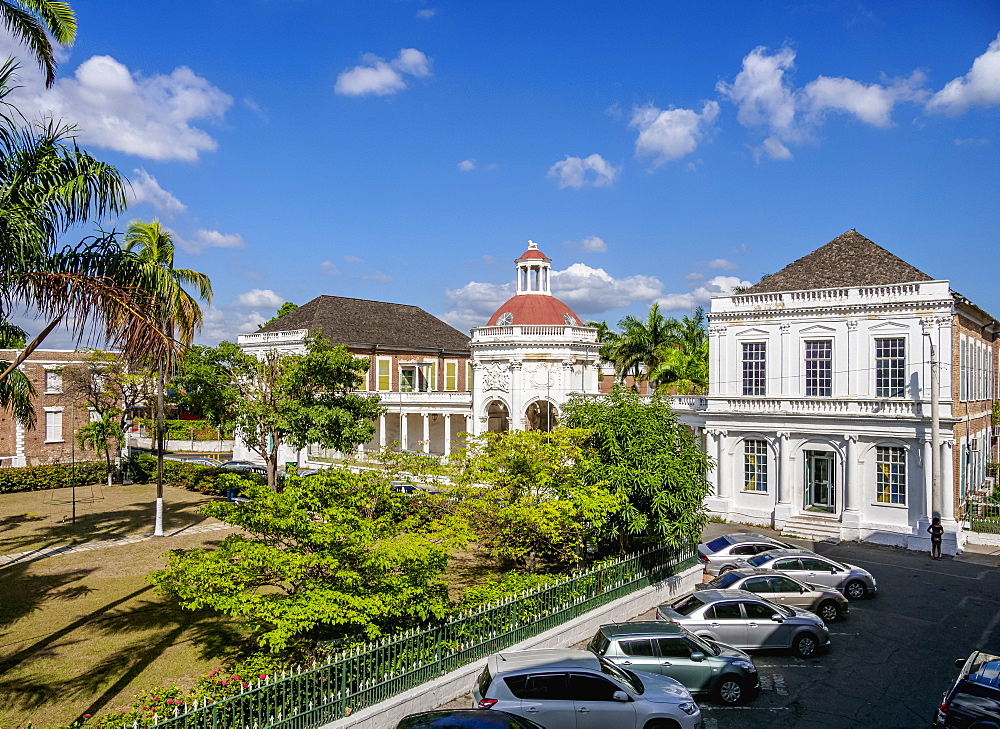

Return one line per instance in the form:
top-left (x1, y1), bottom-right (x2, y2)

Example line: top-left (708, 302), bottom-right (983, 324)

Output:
top-left (147, 544), bottom-right (696, 729)
top-left (964, 495), bottom-right (1000, 534)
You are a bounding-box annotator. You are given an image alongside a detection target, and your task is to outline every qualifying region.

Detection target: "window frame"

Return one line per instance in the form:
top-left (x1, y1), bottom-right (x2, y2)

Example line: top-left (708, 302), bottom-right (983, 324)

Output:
top-left (44, 407), bottom-right (64, 443)
top-left (875, 445), bottom-right (907, 505)
top-left (376, 357), bottom-right (391, 391)
top-left (803, 340), bottom-right (833, 397)
top-left (742, 341), bottom-right (767, 396)
top-left (874, 337), bottom-right (906, 398)
top-left (743, 438), bottom-right (768, 492)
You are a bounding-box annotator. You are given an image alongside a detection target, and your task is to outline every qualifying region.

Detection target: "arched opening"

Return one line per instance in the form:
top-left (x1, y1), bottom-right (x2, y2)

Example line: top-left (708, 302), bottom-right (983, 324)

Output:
top-left (487, 400), bottom-right (510, 433)
top-left (526, 401), bottom-right (559, 432)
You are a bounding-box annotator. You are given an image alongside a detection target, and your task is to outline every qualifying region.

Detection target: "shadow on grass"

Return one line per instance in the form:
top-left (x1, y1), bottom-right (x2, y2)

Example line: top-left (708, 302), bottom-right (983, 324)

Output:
top-left (0, 561), bottom-right (97, 637)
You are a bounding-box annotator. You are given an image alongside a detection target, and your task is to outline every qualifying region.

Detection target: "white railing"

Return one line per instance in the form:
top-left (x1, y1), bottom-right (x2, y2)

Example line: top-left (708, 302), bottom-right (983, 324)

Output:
top-left (472, 325), bottom-right (598, 341)
top-left (716, 280), bottom-right (951, 313)
top-left (711, 397), bottom-right (938, 418)
top-left (237, 329), bottom-right (308, 344)
top-left (379, 391), bottom-right (473, 405)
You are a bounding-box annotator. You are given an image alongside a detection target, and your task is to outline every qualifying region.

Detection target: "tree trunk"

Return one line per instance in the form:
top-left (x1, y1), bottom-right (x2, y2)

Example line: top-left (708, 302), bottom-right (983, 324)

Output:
top-left (267, 447), bottom-right (279, 492)
top-left (0, 315), bottom-right (64, 384)
top-left (154, 366), bottom-right (165, 536)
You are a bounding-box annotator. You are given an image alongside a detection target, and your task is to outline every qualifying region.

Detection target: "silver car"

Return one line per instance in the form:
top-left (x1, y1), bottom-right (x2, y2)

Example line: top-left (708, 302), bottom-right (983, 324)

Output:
top-left (698, 533), bottom-right (796, 575)
top-left (471, 648), bottom-right (702, 729)
top-left (657, 589), bottom-right (831, 658)
top-left (740, 548), bottom-right (878, 600)
top-left (697, 568), bottom-right (850, 623)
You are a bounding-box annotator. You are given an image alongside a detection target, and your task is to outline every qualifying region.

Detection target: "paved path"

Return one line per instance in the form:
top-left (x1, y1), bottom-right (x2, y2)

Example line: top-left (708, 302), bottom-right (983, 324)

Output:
top-left (0, 521), bottom-right (236, 567)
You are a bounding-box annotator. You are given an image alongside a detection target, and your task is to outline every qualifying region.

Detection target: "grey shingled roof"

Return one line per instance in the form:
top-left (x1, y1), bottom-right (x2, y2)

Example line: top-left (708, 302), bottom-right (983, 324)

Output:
top-left (743, 230), bottom-right (935, 294)
top-left (256, 295), bottom-right (470, 352)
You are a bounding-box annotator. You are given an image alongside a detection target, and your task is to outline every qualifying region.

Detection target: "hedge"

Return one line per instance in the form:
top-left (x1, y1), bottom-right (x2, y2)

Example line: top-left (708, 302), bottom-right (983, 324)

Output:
top-left (0, 462), bottom-right (109, 494)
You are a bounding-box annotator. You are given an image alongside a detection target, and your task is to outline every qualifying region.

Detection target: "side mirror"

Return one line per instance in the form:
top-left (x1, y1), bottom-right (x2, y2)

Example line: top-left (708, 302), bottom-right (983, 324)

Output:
top-left (612, 690), bottom-right (630, 702)
top-left (831, 568), bottom-right (839, 574)
top-left (690, 651), bottom-right (706, 662)
top-left (956, 658), bottom-right (967, 668)
top-left (771, 614), bottom-right (785, 623)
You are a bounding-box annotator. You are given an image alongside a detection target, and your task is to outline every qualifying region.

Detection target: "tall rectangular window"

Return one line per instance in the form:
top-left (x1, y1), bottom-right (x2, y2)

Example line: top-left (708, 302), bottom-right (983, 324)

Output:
top-left (744, 439), bottom-right (768, 492)
top-left (742, 342), bottom-right (766, 396)
top-left (467, 362), bottom-right (473, 391)
top-left (961, 338), bottom-right (967, 402)
top-left (44, 410), bottom-right (63, 442)
top-left (445, 361), bottom-right (458, 391)
top-left (377, 358), bottom-right (391, 391)
top-left (44, 369), bottom-right (62, 394)
top-left (875, 338), bottom-right (905, 397)
top-left (428, 362), bottom-right (437, 392)
top-left (804, 341), bottom-right (832, 396)
top-left (876, 446), bottom-right (906, 504)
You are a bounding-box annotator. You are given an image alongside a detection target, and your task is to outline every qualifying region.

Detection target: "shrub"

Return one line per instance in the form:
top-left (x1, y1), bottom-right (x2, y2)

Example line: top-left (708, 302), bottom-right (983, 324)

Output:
top-left (126, 454), bottom-right (264, 496)
top-left (0, 462), bottom-right (108, 494)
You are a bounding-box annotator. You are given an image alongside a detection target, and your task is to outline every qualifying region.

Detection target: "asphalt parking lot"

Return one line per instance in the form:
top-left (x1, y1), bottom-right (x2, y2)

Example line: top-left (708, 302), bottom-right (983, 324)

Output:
top-left (696, 523), bottom-right (1000, 729)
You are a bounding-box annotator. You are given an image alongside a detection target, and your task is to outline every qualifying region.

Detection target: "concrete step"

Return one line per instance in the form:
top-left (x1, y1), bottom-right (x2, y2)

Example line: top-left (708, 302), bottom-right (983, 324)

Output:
top-left (781, 514), bottom-right (842, 541)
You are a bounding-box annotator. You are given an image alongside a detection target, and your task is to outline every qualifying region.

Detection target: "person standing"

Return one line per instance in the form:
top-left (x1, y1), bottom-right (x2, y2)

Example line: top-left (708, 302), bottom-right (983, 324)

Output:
top-left (928, 516), bottom-right (944, 559)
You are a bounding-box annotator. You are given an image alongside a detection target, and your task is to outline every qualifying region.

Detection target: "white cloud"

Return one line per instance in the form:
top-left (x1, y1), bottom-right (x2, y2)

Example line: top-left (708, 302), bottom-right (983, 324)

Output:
top-left (954, 137), bottom-right (989, 146)
top-left (127, 169), bottom-right (186, 215)
top-left (335, 48), bottom-right (432, 97)
top-left (707, 258), bottom-right (738, 270)
top-left (321, 261), bottom-right (341, 275)
top-left (197, 307), bottom-right (267, 345)
top-left (547, 154), bottom-right (620, 188)
top-left (457, 159), bottom-right (476, 171)
top-left (751, 136), bottom-right (793, 162)
top-left (176, 228), bottom-right (244, 254)
top-left (927, 33), bottom-right (1000, 115)
top-left (0, 35), bottom-right (233, 162)
top-left (416, 8), bottom-right (436, 19)
top-left (234, 289), bottom-right (284, 309)
top-left (655, 275), bottom-right (750, 311)
top-left (630, 101), bottom-right (720, 166)
top-left (717, 46), bottom-right (798, 136)
top-left (804, 72), bottom-right (926, 127)
top-left (684, 272), bottom-right (705, 281)
top-left (565, 236), bottom-right (608, 253)
top-left (363, 270), bottom-right (393, 282)
top-left (440, 263), bottom-right (663, 330)
top-left (344, 255), bottom-right (363, 263)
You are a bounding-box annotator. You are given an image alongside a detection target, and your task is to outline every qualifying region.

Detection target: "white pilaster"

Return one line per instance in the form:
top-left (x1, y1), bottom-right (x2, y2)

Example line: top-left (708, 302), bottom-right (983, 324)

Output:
top-left (443, 414), bottom-right (452, 456)
top-left (400, 412), bottom-right (409, 451)
top-left (841, 434), bottom-right (861, 538)
top-left (421, 413), bottom-right (430, 453)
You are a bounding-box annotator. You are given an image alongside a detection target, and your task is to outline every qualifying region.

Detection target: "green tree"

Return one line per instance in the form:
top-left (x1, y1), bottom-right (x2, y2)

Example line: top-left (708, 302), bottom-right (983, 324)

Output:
top-left (169, 336), bottom-right (384, 490)
top-left (584, 319), bottom-right (619, 362)
top-left (1, 0), bottom-right (76, 87)
top-left (76, 409), bottom-right (124, 477)
top-left (562, 387), bottom-right (711, 553)
top-left (264, 301), bottom-right (298, 326)
top-left (607, 303), bottom-right (681, 387)
top-left (452, 429), bottom-right (621, 572)
top-left (62, 349), bottom-right (156, 432)
top-left (151, 468), bottom-right (458, 652)
top-left (650, 307), bottom-right (709, 395)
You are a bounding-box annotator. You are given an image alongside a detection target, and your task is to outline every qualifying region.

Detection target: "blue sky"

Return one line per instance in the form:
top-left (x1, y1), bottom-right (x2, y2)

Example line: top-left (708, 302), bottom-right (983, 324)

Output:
top-left (4, 0), bottom-right (1000, 345)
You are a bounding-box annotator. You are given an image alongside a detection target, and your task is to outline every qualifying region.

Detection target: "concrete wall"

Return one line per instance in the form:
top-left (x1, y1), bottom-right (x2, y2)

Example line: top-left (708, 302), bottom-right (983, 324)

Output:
top-left (321, 564), bottom-right (703, 729)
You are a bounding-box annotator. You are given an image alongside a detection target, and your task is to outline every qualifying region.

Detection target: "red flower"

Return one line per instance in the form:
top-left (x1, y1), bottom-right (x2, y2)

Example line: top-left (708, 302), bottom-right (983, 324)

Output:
top-left (83, 715), bottom-right (91, 719)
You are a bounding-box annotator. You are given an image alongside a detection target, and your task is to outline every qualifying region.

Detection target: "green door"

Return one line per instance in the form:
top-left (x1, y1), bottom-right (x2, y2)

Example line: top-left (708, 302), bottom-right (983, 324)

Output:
top-left (805, 451), bottom-right (835, 512)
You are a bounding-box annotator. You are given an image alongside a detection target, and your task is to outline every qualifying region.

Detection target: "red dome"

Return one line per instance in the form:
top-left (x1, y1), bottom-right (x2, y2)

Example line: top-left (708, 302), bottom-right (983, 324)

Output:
top-left (487, 295), bottom-right (583, 326)
top-left (516, 248), bottom-right (551, 261)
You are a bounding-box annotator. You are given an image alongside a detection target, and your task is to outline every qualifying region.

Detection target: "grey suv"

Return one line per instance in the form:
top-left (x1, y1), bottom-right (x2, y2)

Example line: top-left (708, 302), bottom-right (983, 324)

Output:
top-left (740, 548), bottom-right (878, 599)
top-left (471, 648), bottom-right (702, 729)
top-left (657, 589), bottom-right (831, 658)
top-left (698, 568), bottom-right (850, 623)
top-left (589, 621), bottom-right (760, 705)
top-left (698, 533), bottom-right (796, 575)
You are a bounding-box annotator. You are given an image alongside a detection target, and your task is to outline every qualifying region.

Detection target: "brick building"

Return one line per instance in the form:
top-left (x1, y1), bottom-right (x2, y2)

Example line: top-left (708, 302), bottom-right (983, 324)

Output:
top-left (0, 349), bottom-right (103, 467)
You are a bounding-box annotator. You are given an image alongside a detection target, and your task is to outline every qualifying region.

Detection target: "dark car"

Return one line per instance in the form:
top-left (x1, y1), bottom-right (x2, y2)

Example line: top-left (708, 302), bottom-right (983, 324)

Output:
top-left (221, 460), bottom-right (267, 476)
top-left (935, 651), bottom-right (1000, 728)
top-left (397, 709), bottom-right (546, 728)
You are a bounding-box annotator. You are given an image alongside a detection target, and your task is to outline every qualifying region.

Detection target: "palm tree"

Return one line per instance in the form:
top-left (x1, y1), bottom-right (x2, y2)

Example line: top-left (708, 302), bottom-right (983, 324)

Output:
top-left (607, 303), bottom-right (681, 387)
top-left (122, 218), bottom-right (213, 536)
top-left (1, 0), bottom-right (77, 87)
top-left (650, 308), bottom-right (709, 395)
top-left (584, 319), bottom-right (619, 362)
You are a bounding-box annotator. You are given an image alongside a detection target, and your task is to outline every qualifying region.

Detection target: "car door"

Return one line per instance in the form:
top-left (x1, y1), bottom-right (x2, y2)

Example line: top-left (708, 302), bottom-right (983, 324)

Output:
top-left (797, 557), bottom-right (842, 589)
top-left (655, 637), bottom-right (711, 693)
top-left (738, 575), bottom-right (774, 600)
top-left (705, 601), bottom-right (748, 648)
top-left (613, 638), bottom-right (661, 675)
top-left (771, 557), bottom-right (805, 581)
top-left (766, 575), bottom-right (812, 610)
top-left (741, 599), bottom-right (791, 649)
top-left (569, 672), bottom-right (636, 729)
top-left (727, 543), bottom-right (759, 567)
top-left (507, 672), bottom-right (576, 729)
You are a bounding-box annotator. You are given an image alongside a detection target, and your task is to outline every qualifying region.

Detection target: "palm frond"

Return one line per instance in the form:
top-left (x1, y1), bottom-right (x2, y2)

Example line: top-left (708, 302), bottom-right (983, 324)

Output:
top-left (0, 362), bottom-right (35, 427)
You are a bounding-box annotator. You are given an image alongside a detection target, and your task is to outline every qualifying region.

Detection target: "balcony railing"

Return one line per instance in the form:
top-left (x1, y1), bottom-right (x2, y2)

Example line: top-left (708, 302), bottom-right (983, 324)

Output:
top-left (709, 397), bottom-right (942, 418)
top-left (376, 391), bottom-right (473, 405)
top-left (472, 325), bottom-right (598, 341)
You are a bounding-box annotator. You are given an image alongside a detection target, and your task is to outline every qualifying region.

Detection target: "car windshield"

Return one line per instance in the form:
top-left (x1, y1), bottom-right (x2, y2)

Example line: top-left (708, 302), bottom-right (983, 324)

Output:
top-left (671, 594), bottom-right (707, 616)
top-left (705, 536), bottom-right (732, 553)
top-left (598, 656), bottom-right (643, 694)
top-left (707, 572), bottom-right (744, 589)
top-left (748, 552), bottom-right (777, 566)
top-left (686, 632), bottom-right (721, 656)
top-left (760, 598), bottom-right (795, 617)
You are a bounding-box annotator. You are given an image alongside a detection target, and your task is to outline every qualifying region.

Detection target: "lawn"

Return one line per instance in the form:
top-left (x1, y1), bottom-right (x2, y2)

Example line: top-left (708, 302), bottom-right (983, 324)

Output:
top-left (0, 484), bottom-right (251, 729)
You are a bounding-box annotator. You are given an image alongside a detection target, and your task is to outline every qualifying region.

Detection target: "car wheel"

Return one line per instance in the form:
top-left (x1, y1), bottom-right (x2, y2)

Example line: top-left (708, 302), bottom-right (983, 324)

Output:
top-left (817, 600), bottom-right (842, 623)
top-left (719, 564), bottom-right (734, 574)
top-left (793, 632), bottom-right (818, 658)
top-left (714, 675), bottom-right (748, 705)
top-left (845, 580), bottom-right (868, 600)
top-left (642, 721), bottom-right (681, 729)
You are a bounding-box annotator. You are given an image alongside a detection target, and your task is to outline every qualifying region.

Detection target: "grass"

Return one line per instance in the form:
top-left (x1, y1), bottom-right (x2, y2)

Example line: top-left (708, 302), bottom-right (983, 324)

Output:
top-left (0, 484), bottom-right (251, 729)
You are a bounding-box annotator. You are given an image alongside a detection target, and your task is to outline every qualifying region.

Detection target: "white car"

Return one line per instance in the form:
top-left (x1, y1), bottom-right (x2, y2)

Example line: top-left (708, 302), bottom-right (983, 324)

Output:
top-left (472, 648), bottom-right (702, 729)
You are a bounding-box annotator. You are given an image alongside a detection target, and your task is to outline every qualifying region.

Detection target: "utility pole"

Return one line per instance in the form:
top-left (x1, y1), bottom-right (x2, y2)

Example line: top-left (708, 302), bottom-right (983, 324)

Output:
top-left (925, 331), bottom-right (941, 519)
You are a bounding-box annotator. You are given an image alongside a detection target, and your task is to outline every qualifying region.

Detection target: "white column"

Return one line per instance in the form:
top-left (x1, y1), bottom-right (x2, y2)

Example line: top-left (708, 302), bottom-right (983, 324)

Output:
top-left (779, 323), bottom-right (790, 396)
top-left (421, 413), bottom-right (430, 453)
top-left (510, 360), bottom-right (523, 430)
top-left (443, 414), bottom-right (452, 456)
top-left (941, 440), bottom-right (955, 521)
top-left (844, 435), bottom-right (859, 513)
top-left (777, 432), bottom-right (791, 505)
top-left (847, 320), bottom-right (859, 396)
top-left (400, 412), bottom-right (408, 451)
top-left (706, 430), bottom-right (720, 496)
top-left (378, 414), bottom-right (386, 448)
top-left (923, 439), bottom-right (934, 520)
top-left (716, 431), bottom-right (731, 499)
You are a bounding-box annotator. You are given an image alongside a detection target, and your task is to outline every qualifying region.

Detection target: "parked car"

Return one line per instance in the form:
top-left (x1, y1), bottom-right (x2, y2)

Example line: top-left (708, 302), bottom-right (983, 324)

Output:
top-left (739, 548), bottom-right (878, 599)
top-left (698, 533), bottom-right (796, 575)
top-left (656, 588), bottom-right (830, 658)
top-left (935, 651), bottom-right (1000, 728)
top-left (588, 621), bottom-right (760, 705)
top-left (221, 460), bottom-right (267, 476)
top-left (184, 457), bottom-right (223, 467)
top-left (396, 709), bottom-right (546, 729)
top-left (471, 648), bottom-right (702, 729)
top-left (697, 568), bottom-right (850, 623)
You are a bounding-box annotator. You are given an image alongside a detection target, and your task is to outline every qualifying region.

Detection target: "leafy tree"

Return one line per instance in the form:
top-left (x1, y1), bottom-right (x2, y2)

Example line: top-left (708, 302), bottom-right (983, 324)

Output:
top-left (650, 307), bottom-right (709, 395)
top-left (169, 336), bottom-right (384, 489)
top-left (265, 301), bottom-right (298, 326)
top-left (584, 319), bottom-right (619, 362)
top-left (607, 303), bottom-right (681, 386)
top-left (76, 409), bottom-right (124, 478)
top-left (1, 0), bottom-right (77, 87)
top-left (452, 429), bottom-right (621, 572)
top-left (151, 468), bottom-right (459, 652)
top-left (562, 387), bottom-right (711, 553)
top-left (61, 349), bottom-right (155, 432)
